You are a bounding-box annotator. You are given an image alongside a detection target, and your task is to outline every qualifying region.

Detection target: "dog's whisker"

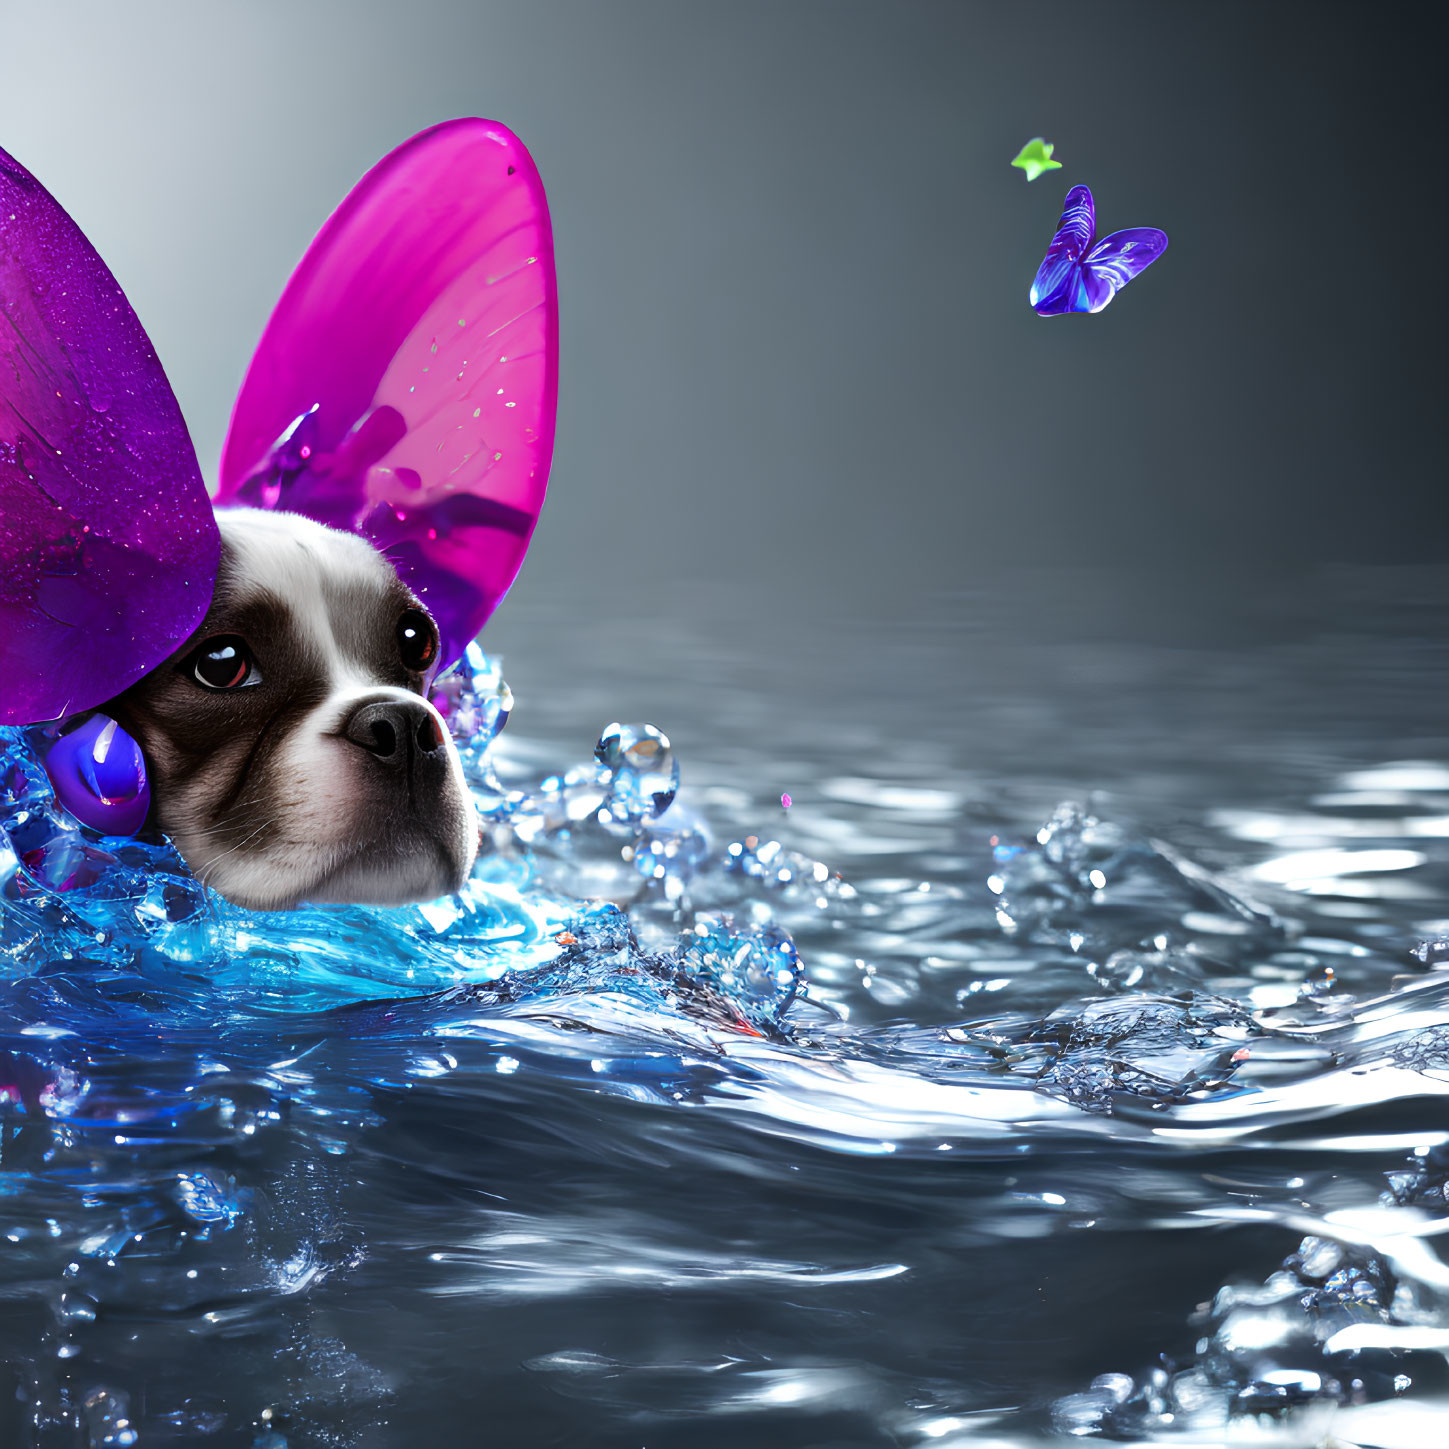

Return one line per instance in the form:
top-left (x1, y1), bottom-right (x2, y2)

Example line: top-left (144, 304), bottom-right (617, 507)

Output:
top-left (196, 816), bottom-right (282, 880)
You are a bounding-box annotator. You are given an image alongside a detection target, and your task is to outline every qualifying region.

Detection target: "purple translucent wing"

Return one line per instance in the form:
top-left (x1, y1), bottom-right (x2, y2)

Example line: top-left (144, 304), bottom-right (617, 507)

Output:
top-left (1078, 227), bottom-right (1169, 313)
top-left (1029, 184), bottom-right (1096, 316)
top-left (217, 119), bottom-right (559, 670)
top-left (0, 148), bottom-right (218, 725)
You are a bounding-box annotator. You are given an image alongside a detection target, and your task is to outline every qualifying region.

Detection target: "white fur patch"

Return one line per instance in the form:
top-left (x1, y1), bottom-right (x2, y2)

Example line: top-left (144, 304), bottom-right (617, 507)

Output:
top-left (218, 508), bottom-right (397, 689)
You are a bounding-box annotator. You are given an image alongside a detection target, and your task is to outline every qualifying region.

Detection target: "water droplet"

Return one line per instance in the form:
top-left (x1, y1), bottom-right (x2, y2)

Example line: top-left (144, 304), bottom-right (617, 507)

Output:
top-left (81, 1386), bottom-right (138, 1447)
top-left (677, 912), bottom-right (803, 1029)
top-left (430, 644), bottom-right (513, 791)
top-left (595, 723), bottom-right (679, 823)
top-left (175, 1170), bottom-right (243, 1227)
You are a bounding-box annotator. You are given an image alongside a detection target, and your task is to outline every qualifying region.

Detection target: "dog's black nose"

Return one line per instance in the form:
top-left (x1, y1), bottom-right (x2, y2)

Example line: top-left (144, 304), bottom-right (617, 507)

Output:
top-left (343, 698), bottom-right (447, 766)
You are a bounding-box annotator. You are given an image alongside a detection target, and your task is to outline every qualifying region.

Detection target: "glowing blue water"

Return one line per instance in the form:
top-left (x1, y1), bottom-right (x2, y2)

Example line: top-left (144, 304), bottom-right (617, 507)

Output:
top-left (2, 574), bottom-right (1448, 1446)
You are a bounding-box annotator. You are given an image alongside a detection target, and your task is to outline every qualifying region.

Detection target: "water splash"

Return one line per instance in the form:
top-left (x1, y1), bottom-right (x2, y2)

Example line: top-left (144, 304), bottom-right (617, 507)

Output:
top-left (677, 912), bottom-right (804, 1032)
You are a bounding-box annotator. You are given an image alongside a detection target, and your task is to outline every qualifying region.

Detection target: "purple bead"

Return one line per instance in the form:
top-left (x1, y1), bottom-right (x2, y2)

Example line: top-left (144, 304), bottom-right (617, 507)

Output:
top-left (42, 714), bottom-right (151, 836)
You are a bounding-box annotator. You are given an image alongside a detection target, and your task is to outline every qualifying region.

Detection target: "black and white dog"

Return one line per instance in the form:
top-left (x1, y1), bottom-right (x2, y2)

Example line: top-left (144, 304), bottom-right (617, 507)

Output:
top-left (107, 510), bottom-right (478, 912)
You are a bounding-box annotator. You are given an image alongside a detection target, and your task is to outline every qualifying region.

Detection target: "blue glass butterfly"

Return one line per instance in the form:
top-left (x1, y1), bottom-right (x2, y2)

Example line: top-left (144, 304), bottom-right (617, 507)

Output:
top-left (1030, 185), bottom-right (1168, 315)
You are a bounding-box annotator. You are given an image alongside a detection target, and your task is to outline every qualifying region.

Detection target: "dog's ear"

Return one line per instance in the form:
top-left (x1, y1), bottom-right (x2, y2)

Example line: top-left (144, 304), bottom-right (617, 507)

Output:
top-left (214, 119), bottom-right (558, 674)
top-left (0, 147), bottom-right (219, 727)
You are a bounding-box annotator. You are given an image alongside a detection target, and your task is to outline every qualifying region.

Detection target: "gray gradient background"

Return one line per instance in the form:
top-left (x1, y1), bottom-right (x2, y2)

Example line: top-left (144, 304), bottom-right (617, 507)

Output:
top-left (2, 0), bottom-right (1444, 633)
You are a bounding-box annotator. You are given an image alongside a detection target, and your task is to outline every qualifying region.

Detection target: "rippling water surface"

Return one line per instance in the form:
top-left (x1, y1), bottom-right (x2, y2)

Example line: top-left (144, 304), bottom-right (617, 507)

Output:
top-left (3, 568), bottom-right (1448, 1447)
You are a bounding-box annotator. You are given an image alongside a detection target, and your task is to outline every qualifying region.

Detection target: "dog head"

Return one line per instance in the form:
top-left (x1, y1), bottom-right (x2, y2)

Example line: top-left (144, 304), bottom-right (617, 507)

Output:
top-left (107, 508), bottom-right (479, 911)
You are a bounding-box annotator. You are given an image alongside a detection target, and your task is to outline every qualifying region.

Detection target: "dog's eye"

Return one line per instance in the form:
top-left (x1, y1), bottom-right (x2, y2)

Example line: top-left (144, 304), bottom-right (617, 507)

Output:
top-left (397, 609), bottom-right (439, 673)
top-left (187, 636), bottom-right (260, 691)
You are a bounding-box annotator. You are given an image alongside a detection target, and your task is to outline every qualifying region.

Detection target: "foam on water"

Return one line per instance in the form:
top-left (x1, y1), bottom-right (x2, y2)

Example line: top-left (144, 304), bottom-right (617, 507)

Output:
top-left (2, 638), bottom-right (1448, 1446)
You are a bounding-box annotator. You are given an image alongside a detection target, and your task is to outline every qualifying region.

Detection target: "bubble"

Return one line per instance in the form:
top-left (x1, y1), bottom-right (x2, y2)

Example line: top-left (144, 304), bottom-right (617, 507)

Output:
top-left (1052, 1373), bottom-right (1134, 1434)
top-left (81, 1386), bottom-right (138, 1448)
top-left (677, 912), bottom-right (803, 1029)
top-left (595, 723), bottom-right (679, 823)
top-left (175, 1171), bottom-right (244, 1228)
top-left (55, 1290), bottom-right (98, 1327)
top-left (1291, 1236), bottom-right (1344, 1280)
top-left (632, 822), bottom-right (711, 886)
top-left (721, 835), bottom-right (850, 908)
top-left (430, 643), bottom-right (513, 789)
top-left (1411, 938), bottom-right (1449, 968)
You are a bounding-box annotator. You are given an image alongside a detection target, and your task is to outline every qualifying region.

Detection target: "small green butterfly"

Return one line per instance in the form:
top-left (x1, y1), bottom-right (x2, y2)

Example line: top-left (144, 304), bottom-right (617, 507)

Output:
top-left (1010, 138), bottom-right (1062, 182)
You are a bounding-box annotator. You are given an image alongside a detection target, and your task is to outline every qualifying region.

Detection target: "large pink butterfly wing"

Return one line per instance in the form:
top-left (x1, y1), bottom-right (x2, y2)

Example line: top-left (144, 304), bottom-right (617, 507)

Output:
top-left (0, 148), bottom-right (218, 725)
top-left (217, 119), bottom-right (559, 669)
